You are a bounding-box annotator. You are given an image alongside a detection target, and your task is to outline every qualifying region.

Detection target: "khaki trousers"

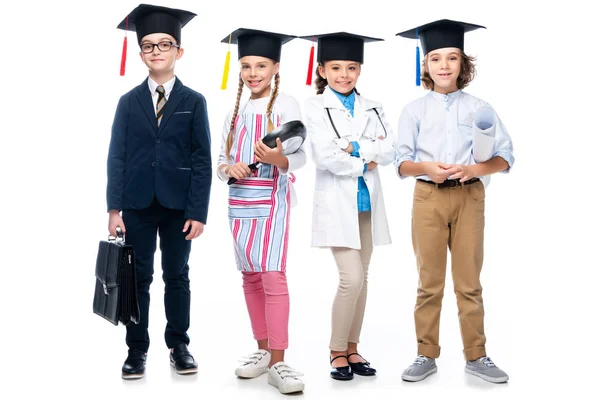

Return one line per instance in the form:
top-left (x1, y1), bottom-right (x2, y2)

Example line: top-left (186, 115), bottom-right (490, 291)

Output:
top-left (411, 180), bottom-right (487, 361)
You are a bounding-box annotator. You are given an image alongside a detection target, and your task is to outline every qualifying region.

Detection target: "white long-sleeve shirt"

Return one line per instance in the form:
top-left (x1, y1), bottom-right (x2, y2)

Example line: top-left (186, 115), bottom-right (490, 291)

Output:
top-left (217, 92), bottom-right (306, 181)
top-left (395, 90), bottom-right (515, 182)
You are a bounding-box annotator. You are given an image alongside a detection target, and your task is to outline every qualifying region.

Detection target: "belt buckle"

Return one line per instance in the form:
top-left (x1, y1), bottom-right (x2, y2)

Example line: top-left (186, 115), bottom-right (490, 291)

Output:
top-left (448, 179), bottom-right (459, 188)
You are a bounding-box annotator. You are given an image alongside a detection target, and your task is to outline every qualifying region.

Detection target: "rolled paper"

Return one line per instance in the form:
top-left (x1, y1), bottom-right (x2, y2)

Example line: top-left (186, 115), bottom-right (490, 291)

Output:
top-left (472, 106), bottom-right (497, 163)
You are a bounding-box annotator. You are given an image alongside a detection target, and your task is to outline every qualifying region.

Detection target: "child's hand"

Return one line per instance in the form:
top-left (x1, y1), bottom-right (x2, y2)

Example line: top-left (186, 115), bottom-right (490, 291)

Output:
top-left (424, 162), bottom-right (460, 183)
top-left (108, 210), bottom-right (126, 237)
top-left (343, 142), bottom-right (354, 154)
top-left (226, 162), bottom-right (252, 180)
top-left (254, 138), bottom-right (285, 167)
top-left (183, 219), bottom-right (204, 240)
top-left (447, 165), bottom-right (476, 182)
top-left (367, 161), bottom-right (378, 171)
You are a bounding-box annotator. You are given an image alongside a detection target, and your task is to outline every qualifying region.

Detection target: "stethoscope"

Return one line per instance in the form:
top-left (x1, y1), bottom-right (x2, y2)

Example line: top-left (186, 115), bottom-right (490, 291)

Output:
top-left (325, 108), bottom-right (388, 139)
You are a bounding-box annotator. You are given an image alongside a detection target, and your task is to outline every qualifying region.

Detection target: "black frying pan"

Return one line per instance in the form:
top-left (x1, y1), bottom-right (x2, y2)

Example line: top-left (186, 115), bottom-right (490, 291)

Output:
top-left (227, 120), bottom-right (306, 185)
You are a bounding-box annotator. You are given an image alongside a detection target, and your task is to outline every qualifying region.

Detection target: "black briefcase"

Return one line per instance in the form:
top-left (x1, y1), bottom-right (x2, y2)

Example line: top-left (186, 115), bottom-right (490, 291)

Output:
top-left (93, 228), bottom-right (140, 326)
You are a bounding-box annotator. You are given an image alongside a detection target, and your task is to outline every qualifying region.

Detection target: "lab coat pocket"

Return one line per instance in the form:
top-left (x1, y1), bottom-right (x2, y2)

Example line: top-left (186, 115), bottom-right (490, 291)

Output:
top-left (228, 177), bottom-right (274, 219)
top-left (312, 191), bottom-right (332, 232)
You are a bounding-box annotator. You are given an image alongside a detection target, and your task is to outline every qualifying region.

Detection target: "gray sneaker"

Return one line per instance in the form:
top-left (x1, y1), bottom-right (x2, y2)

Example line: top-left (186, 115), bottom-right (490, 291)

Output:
top-left (401, 355), bottom-right (437, 382)
top-left (465, 356), bottom-right (509, 383)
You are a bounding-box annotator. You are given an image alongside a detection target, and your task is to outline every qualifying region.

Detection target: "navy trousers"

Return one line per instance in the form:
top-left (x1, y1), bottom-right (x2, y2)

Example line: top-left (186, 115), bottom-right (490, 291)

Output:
top-left (122, 198), bottom-right (192, 352)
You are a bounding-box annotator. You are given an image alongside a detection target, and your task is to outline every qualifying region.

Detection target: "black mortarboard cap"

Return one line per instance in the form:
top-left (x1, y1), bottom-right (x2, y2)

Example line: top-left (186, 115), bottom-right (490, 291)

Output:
top-left (221, 28), bottom-right (296, 62)
top-left (117, 4), bottom-right (197, 45)
top-left (299, 32), bottom-right (383, 64)
top-left (396, 19), bottom-right (485, 55)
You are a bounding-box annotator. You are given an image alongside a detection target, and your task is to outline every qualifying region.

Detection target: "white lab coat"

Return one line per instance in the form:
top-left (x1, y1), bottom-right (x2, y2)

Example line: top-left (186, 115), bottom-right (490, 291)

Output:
top-left (304, 86), bottom-right (395, 249)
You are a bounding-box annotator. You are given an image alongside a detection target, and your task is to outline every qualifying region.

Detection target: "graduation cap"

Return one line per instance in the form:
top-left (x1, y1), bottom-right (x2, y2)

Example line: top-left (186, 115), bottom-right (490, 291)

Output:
top-left (396, 19), bottom-right (486, 86)
top-left (117, 4), bottom-right (197, 76)
top-left (298, 32), bottom-right (383, 86)
top-left (220, 28), bottom-right (296, 90)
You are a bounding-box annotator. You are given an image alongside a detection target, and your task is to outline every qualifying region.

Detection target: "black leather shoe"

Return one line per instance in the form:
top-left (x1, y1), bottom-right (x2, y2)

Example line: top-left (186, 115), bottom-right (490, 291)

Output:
top-left (170, 344), bottom-right (198, 375)
top-left (348, 352), bottom-right (376, 376)
top-left (330, 355), bottom-right (354, 381)
top-left (122, 349), bottom-right (146, 380)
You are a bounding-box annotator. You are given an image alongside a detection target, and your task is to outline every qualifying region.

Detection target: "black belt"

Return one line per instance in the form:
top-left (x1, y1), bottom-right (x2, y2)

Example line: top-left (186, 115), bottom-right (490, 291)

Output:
top-left (417, 177), bottom-right (480, 188)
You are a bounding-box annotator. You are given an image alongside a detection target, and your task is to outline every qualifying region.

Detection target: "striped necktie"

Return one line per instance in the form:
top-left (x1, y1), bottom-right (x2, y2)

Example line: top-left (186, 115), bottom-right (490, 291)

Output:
top-left (156, 85), bottom-right (167, 126)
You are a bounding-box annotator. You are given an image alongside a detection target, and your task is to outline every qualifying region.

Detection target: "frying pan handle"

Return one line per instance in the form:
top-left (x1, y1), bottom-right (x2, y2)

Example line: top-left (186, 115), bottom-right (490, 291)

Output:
top-left (227, 162), bottom-right (261, 185)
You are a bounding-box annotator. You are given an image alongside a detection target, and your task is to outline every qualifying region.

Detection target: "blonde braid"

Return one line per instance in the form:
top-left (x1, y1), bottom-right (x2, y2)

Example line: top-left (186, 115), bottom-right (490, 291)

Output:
top-left (225, 76), bottom-right (245, 160)
top-left (265, 73), bottom-right (280, 133)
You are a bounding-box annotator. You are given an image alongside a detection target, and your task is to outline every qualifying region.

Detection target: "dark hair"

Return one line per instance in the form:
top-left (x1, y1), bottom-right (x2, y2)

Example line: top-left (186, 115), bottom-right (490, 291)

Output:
top-left (314, 62), bottom-right (360, 95)
top-left (421, 50), bottom-right (477, 90)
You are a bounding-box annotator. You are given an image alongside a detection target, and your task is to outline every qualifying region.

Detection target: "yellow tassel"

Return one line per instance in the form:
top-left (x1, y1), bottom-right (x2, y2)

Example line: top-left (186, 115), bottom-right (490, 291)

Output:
top-left (221, 33), bottom-right (232, 90)
top-left (220, 50), bottom-right (231, 90)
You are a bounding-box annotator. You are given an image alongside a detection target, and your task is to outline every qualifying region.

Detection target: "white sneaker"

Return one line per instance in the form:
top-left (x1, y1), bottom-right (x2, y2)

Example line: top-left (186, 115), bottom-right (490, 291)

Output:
top-left (267, 362), bottom-right (305, 394)
top-left (235, 350), bottom-right (270, 378)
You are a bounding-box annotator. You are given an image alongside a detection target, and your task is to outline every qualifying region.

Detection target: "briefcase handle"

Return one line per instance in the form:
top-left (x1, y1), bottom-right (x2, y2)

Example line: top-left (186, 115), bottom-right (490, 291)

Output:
top-left (108, 226), bottom-right (126, 244)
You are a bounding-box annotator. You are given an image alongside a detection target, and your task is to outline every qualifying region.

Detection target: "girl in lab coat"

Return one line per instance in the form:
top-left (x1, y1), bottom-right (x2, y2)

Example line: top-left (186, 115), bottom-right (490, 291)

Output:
top-left (301, 32), bottom-right (395, 381)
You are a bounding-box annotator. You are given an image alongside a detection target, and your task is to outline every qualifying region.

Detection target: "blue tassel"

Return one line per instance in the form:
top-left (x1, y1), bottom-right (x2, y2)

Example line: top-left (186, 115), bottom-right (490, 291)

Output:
top-left (415, 27), bottom-right (420, 86)
top-left (416, 46), bottom-right (421, 86)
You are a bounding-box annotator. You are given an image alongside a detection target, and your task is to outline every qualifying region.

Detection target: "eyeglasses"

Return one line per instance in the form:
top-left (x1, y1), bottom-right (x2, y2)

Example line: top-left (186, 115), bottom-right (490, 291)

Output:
top-left (140, 41), bottom-right (180, 54)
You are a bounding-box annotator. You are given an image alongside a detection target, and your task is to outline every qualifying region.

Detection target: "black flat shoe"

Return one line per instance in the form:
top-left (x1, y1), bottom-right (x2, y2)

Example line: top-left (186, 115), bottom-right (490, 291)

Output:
top-left (122, 349), bottom-right (146, 380)
top-left (170, 344), bottom-right (198, 375)
top-left (330, 355), bottom-right (354, 381)
top-left (348, 352), bottom-right (376, 376)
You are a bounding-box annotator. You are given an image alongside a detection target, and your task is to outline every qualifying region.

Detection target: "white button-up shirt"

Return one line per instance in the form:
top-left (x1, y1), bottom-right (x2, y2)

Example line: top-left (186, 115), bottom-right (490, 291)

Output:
top-left (395, 90), bottom-right (514, 182)
top-left (147, 76), bottom-right (176, 115)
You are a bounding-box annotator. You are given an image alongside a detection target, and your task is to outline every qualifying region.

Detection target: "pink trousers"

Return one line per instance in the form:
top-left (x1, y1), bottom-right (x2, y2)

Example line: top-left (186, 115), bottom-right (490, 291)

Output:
top-left (241, 271), bottom-right (290, 350)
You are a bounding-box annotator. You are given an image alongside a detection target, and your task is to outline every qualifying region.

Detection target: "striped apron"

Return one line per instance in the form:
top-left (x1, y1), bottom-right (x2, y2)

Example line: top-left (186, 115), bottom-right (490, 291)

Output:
top-left (228, 112), bottom-right (295, 272)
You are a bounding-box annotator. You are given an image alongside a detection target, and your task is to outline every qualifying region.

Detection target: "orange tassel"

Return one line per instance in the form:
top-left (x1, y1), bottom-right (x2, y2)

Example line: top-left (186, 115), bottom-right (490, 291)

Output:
top-left (306, 42), bottom-right (315, 86)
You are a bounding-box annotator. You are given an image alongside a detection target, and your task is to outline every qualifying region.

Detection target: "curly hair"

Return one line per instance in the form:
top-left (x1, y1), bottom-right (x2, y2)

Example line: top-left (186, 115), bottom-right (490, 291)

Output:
top-left (420, 51), bottom-right (477, 90)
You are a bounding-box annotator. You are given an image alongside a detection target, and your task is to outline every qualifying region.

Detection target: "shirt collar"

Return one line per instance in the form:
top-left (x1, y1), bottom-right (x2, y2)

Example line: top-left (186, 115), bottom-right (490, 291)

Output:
top-left (330, 87), bottom-right (355, 111)
top-left (148, 76), bottom-right (177, 96)
top-left (429, 89), bottom-right (462, 104)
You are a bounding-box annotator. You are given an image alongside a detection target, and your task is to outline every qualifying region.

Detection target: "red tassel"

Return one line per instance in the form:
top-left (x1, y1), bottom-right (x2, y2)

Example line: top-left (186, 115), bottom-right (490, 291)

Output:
top-left (120, 36), bottom-right (127, 76)
top-left (119, 16), bottom-right (128, 76)
top-left (306, 43), bottom-right (315, 86)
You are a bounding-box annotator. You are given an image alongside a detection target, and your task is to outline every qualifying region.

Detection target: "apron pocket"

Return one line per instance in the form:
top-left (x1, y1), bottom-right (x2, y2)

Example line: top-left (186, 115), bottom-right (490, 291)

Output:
top-left (228, 177), bottom-right (274, 219)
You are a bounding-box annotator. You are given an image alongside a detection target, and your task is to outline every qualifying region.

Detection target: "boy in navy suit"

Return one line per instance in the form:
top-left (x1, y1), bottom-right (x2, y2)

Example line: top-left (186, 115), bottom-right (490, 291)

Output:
top-left (106, 4), bottom-right (212, 379)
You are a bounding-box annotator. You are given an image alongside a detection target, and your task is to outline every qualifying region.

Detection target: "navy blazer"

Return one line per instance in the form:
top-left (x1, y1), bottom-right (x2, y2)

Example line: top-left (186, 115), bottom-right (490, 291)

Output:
top-left (106, 77), bottom-right (212, 224)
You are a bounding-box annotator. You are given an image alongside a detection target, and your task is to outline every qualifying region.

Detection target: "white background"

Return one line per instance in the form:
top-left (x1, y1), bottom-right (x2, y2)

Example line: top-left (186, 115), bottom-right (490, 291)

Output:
top-left (1, 0), bottom-right (598, 399)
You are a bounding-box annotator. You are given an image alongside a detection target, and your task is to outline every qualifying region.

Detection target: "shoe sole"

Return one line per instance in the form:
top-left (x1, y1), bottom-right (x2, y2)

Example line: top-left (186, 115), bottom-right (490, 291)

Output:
top-left (465, 368), bottom-right (508, 383)
top-left (353, 371), bottom-right (376, 376)
top-left (268, 375), bottom-right (304, 394)
top-left (401, 366), bottom-right (437, 382)
top-left (268, 376), bottom-right (305, 394)
top-left (122, 373), bottom-right (144, 380)
top-left (330, 374), bottom-right (354, 381)
top-left (235, 369), bottom-right (268, 379)
top-left (170, 360), bottom-right (198, 375)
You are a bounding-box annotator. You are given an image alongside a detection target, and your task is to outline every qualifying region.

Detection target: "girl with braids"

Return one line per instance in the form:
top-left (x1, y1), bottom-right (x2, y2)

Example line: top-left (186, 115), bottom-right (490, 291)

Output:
top-left (216, 29), bottom-right (305, 394)
top-left (300, 32), bottom-right (395, 381)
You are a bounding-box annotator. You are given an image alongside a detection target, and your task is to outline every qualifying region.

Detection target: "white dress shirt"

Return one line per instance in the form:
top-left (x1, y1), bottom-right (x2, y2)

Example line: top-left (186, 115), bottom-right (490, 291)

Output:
top-left (147, 76), bottom-right (176, 115)
top-left (395, 90), bottom-right (515, 182)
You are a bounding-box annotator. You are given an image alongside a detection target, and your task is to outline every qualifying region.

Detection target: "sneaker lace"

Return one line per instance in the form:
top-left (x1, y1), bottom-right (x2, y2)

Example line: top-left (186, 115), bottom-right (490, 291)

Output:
top-left (413, 355), bottom-right (429, 365)
top-left (238, 350), bottom-right (266, 365)
top-left (479, 357), bottom-right (496, 368)
top-left (275, 363), bottom-right (304, 379)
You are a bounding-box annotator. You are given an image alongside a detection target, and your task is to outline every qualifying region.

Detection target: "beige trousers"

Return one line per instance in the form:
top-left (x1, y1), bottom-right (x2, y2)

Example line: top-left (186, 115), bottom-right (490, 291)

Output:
top-left (411, 180), bottom-right (487, 361)
top-left (329, 212), bottom-right (373, 351)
